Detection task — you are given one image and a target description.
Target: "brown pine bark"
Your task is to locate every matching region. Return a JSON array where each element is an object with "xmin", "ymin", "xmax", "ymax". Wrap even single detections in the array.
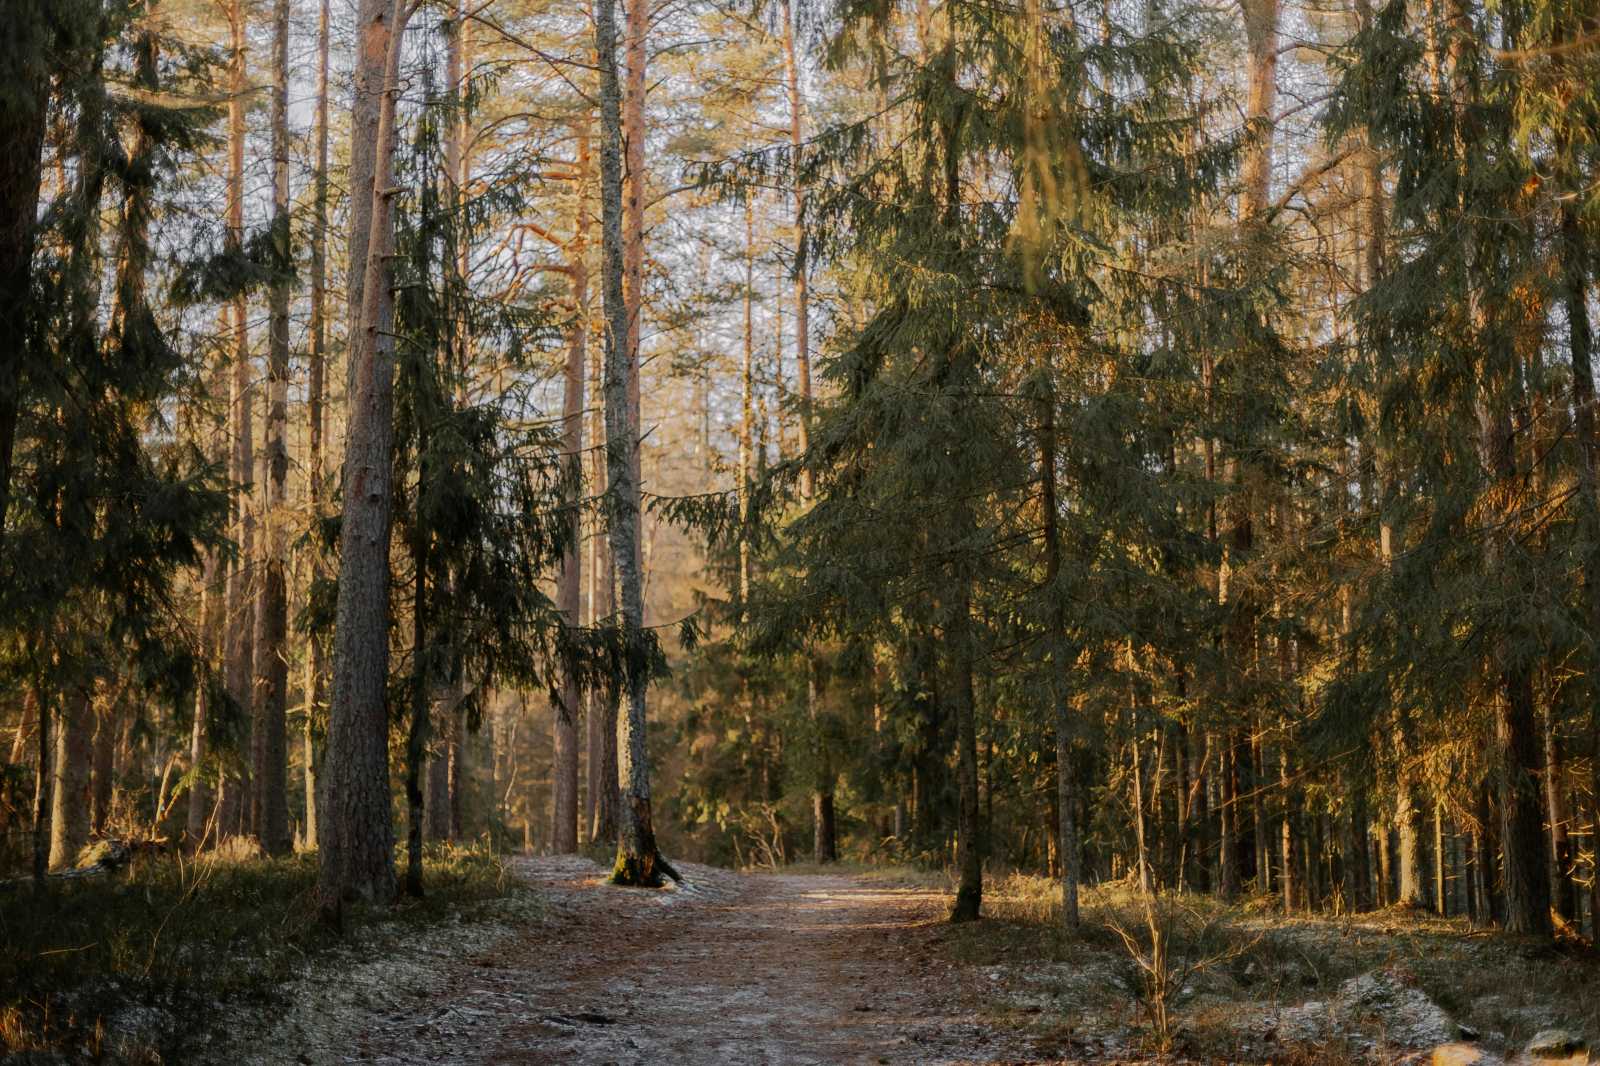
[
  {"xmin": 219, "ymin": 0, "xmax": 255, "ymax": 838},
  {"xmin": 949, "ymin": 580, "xmax": 982, "ymax": 922},
  {"xmin": 588, "ymin": 335, "xmax": 619, "ymax": 845},
  {"xmin": 32, "ymin": 683, "xmax": 50, "ymax": 885},
  {"xmin": 551, "ymin": 117, "xmax": 589, "ymax": 855},
  {"xmin": 49, "ymin": 689, "xmax": 92, "ymax": 869},
  {"xmin": 317, "ymin": 0, "xmax": 411, "ymax": 915},
  {"xmin": 780, "ymin": 0, "xmax": 835, "ymax": 866},
  {"xmin": 601, "ymin": 0, "xmax": 665, "ymax": 886},
  {"xmin": 251, "ymin": 0, "xmax": 292, "ymax": 857},
  {"xmin": 302, "ymin": 0, "xmax": 333, "ymax": 851}
]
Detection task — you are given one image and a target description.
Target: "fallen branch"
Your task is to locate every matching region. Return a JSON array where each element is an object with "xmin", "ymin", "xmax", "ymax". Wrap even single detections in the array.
[{"xmin": 0, "ymin": 837, "xmax": 167, "ymax": 891}]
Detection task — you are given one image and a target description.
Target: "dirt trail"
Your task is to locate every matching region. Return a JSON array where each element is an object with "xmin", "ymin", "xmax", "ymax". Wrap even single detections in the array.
[{"xmin": 231, "ymin": 857, "xmax": 1038, "ymax": 1066}]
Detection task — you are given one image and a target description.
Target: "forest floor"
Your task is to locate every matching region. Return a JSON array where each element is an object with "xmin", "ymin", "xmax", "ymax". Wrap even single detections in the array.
[
  {"xmin": 64, "ymin": 855, "xmax": 1600, "ymax": 1065},
  {"xmin": 202, "ymin": 855, "xmax": 1041, "ymax": 1065}
]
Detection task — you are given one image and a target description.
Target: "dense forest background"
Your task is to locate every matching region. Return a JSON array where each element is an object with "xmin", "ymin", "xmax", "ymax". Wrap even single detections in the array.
[{"xmin": 3, "ymin": 0, "xmax": 1600, "ymax": 946}]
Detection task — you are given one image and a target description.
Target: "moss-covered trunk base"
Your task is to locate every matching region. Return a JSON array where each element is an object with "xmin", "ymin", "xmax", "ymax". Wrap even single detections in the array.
[{"xmin": 610, "ymin": 849, "xmax": 665, "ymax": 888}]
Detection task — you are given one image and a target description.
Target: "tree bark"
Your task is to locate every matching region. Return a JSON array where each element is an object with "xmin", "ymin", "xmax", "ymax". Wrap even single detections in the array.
[
  {"xmin": 780, "ymin": 0, "xmax": 834, "ymax": 866},
  {"xmin": 302, "ymin": 0, "xmax": 333, "ymax": 852},
  {"xmin": 251, "ymin": 0, "xmax": 292, "ymax": 857},
  {"xmin": 588, "ymin": 297, "xmax": 619, "ymax": 845},
  {"xmin": 91, "ymin": 694, "xmax": 117, "ymax": 835},
  {"xmin": 32, "ymin": 683, "xmax": 50, "ymax": 885},
  {"xmin": 317, "ymin": 0, "xmax": 410, "ymax": 915},
  {"xmin": 405, "ymin": 512, "xmax": 429, "ymax": 897},
  {"xmin": 552, "ymin": 117, "xmax": 588, "ymax": 854},
  {"xmin": 600, "ymin": 0, "xmax": 664, "ymax": 886},
  {"xmin": 49, "ymin": 689, "xmax": 92, "ymax": 870},
  {"xmin": 220, "ymin": 0, "xmax": 255, "ymax": 839},
  {"xmin": 949, "ymin": 581, "xmax": 982, "ymax": 922}
]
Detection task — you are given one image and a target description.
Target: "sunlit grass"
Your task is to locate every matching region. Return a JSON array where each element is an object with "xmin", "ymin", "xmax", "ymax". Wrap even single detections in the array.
[{"xmin": 0, "ymin": 840, "xmax": 513, "ymax": 1056}]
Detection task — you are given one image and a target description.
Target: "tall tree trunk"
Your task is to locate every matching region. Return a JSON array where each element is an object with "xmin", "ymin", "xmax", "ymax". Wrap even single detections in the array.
[
  {"xmin": 189, "ymin": 544, "xmax": 222, "ymax": 844},
  {"xmin": 49, "ymin": 689, "xmax": 92, "ymax": 869},
  {"xmin": 91, "ymin": 692, "xmax": 117, "ymax": 835},
  {"xmin": 1555, "ymin": 133, "xmax": 1600, "ymax": 933},
  {"xmin": 1040, "ymin": 379, "xmax": 1079, "ymax": 927},
  {"xmin": 588, "ymin": 291, "xmax": 619, "ymax": 845},
  {"xmin": 252, "ymin": 0, "xmax": 292, "ymax": 857},
  {"xmin": 302, "ymin": 0, "xmax": 333, "ymax": 851},
  {"xmin": 32, "ymin": 683, "xmax": 50, "ymax": 885},
  {"xmin": 552, "ymin": 118, "xmax": 588, "ymax": 854},
  {"xmin": 405, "ymin": 512, "xmax": 429, "ymax": 897},
  {"xmin": 949, "ymin": 579, "xmax": 982, "ymax": 922},
  {"xmin": 317, "ymin": 0, "xmax": 410, "ymax": 916},
  {"xmin": 780, "ymin": 0, "xmax": 834, "ymax": 866},
  {"xmin": 220, "ymin": 0, "xmax": 255, "ymax": 839},
  {"xmin": 622, "ymin": 0, "xmax": 646, "ymax": 576},
  {"xmin": 1219, "ymin": 734, "xmax": 1238, "ymax": 898},
  {"xmin": 600, "ymin": 0, "xmax": 665, "ymax": 886},
  {"xmin": 1394, "ymin": 767, "xmax": 1424, "ymax": 906}
]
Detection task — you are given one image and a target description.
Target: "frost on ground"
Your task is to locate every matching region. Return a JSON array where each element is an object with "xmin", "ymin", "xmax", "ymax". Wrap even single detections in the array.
[
  {"xmin": 196, "ymin": 857, "xmax": 1039, "ymax": 1066},
  {"xmin": 172, "ymin": 864, "xmax": 1598, "ymax": 1066}
]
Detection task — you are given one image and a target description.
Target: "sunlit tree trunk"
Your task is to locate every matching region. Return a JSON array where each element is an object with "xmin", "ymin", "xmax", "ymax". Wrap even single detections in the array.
[
  {"xmin": 587, "ymin": 282, "xmax": 619, "ymax": 845},
  {"xmin": 552, "ymin": 117, "xmax": 589, "ymax": 854},
  {"xmin": 301, "ymin": 0, "xmax": 333, "ymax": 851},
  {"xmin": 49, "ymin": 689, "xmax": 92, "ymax": 869},
  {"xmin": 601, "ymin": 0, "xmax": 664, "ymax": 885},
  {"xmin": 219, "ymin": 0, "xmax": 255, "ymax": 838},
  {"xmin": 317, "ymin": 0, "xmax": 410, "ymax": 915}
]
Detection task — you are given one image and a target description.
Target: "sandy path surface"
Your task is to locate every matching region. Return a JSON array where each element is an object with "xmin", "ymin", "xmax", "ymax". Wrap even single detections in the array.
[{"xmin": 236, "ymin": 856, "xmax": 1038, "ymax": 1066}]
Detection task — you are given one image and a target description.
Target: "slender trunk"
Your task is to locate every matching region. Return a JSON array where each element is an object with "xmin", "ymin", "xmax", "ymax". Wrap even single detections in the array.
[
  {"xmin": 302, "ymin": 0, "xmax": 333, "ymax": 851},
  {"xmin": 405, "ymin": 517, "xmax": 429, "ymax": 897},
  {"xmin": 552, "ymin": 121, "xmax": 588, "ymax": 854},
  {"xmin": 1433, "ymin": 799, "xmax": 1447, "ymax": 915},
  {"xmin": 1219, "ymin": 734, "xmax": 1238, "ymax": 898},
  {"xmin": 49, "ymin": 689, "xmax": 92, "ymax": 869},
  {"xmin": 91, "ymin": 694, "xmax": 117, "ymax": 834},
  {"xmin": 1395, "ymin": 769, "xmax": 1423, "ymax": 905},
  {"xmin": 781, "ymin": 0, "xmax": 833, "ymax": 865},
  {"xmin": 317, "ymin": 0, "xmax": 410, "ymax": 915},
  {"xmin": 622, "ymin": 0, "xmax": 646, "ymax": 579},
  {"xmin": 949, "ymin": 580, "xmax": 982, "ymax": 922},
  {"xmin": 250, "ymin": 0, "xmax": 292, "ymax": 856},
  {"xmin": 220, "ymin": 0, "xmax": 256, "ymax": 839},
  {"xmin": 188, "ymin": 546, "xmax": 222, "ymax": 843},
  {"xmin": 32, "ymin": 684, "xmax": 49, "ymax": 885},
  {"xmin": 588, "ymin": 290, "xmax": 619, "ymax": 845},
  {"xmin": 600, "ymin": 0, "xmax": 663, "ymax": 885}
]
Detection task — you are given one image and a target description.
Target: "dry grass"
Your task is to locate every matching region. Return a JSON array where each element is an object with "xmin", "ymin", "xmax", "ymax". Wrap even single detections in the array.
[
  {"xmin": 924, "ymin": 872, "xmax": 1600, "ymax": 1063},
  {"xmin": 0, "ymin": 841, "xmax": 515, "ymax": 1058}
]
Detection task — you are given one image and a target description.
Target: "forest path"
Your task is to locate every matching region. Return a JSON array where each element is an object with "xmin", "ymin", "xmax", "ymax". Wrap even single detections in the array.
[{"xmin": 268, "ymin": 855, "xmax": 1041, "ymax": 1066}]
